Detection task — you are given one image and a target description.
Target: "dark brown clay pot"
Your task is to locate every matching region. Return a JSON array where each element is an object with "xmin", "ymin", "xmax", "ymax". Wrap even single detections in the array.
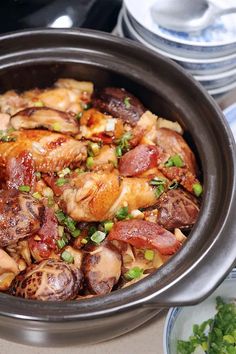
[{"xmin": 0, "ymin": 29, "xmax": 235, "ymax": 347}]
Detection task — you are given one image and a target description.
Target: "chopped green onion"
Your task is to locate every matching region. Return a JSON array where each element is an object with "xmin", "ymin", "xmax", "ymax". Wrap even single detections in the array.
[
  {"xmin": 88, "ymin": 226, "xmax": 97, "ymax": 237},
  {"xmin": 34, "ymin": 100, "xmax": 44, "ymax": 107},
  {"xmin": 57, "ymin": 167, "xmax": 71, "ymax": 178},
  {"xmin": 124, "ymin": 97, "xmax": 131, "ymax": 109},
  {"xmin": 34, "ymin": 171, "xmax": 41, "ymax": 180},
  {"xmin": 32, "ymin": 192, "xmax": 42, "ymax": 199},
  {"xmin": 144, "ymin": 250, "xmax": 155, "ymax": 261},
  {"xmin": 56, "ymin": 177, "xmax": 69, "ymax": 186},
  {"xmin": 193, "ymin": 183, "xmax": 203, "ymax": 197},
  {"xmin": 57, "ymin": 238, "xmax": 66, "ymax": 249},
  {"xmin": 76, "ymin": 111, "xmax": 83, "ymax": 120},
  {"xmin": 75, "ymin": 168, "xmax": 85, "ymax": 175},
  {"xmin": 88, "ymin": 142, "xmax": 100, "ymax": 157},
  {"xmin": 115, "ymin": 145, "xmax": 123, "ymax": 157},
  {"xmin": 168, "ymin": 180, "xmax": 179, "ymax": 190},
  {"xmin": 52, "ymin": 122, "xmax": 61, "ymax": 132},
  {"xmin": 154, "ymin": 184, "xmax": 165, "ymax": 198},
  {"xmin": 86, "ymin": 156, "xmax": 94, "ymax": 169},
  {"xmin": 64, "ymin": 216, "xmax": 76, "ymax": 232},
  {"xmin": 18, "ymin": 185, "xmax": 30, "ymax": 192},
  {"xmin": 149, "ymin": 177, "xmax": 166, "ymax": 186},
  {"xmin": 104, "ymin": 221, "xmax": 114, "ymax": 233},
  {"xmin": 7, "ymin": 127, "xmax": 16, "ymax": 134},
  {"xmin": 81, "ymin": 238, "xmax": 88, "ymax": 244},
  {"xmin": 124, "ymin": 267, "xmax": 143, "ymax": 280},
  {"xmin": 90, "ymin": 231, "xmax": 106, "ymax": 245},
  {"xmin": 61, "ymin": 250, "xmax": 74, "ymax": 263},
  {"xmin": 43, "ymin": 187, "xmax": 54, "ymax": 198},
  {"xmin": 71, "ymin": 229, "xmax": 81, "ymax": 238},
  {"xmin": 165, "ymin": 154, "xmax": 184, "ymax": 168},
  {"xmin": 55, "ymin": 210, "xmax": 66, "ymax": 223},
  {"xmin": 0, "ymin": 135, "xmax": 16, "ymax": 142},
  {"xmin": 115, "ymin": 131, "xmax": 132, "ymax": 157},
  {"xmin": 116, "ymin": 206, "xmax": 129, "ymax": 220},
  {"xmin": 82, "ymin": 102, "xmax": 92, "ymax": 110}
]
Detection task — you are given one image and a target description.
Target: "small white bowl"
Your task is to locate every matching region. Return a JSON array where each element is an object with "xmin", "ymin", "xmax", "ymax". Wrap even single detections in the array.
[{"xmin": 163, "ymin": 268, "xmax": 236, "ymax": 354}]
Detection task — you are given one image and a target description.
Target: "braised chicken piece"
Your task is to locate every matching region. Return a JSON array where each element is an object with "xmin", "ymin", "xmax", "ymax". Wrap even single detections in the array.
[
  {"xmin": 0, "ymin": 130, "xmax": 87, "ymax": 173},
  {"xmin": 0, "ymin": 79, "xmax": 203, "ymax": 299},
  {"xmin": 10, "ymin": 259, "xmax": 83, "ymax": 301},
  {"xmin": 60, "ymin": 172, "xmax": 157, "ymax": 221},
  {"xmin": 11, "ymin": 107, "xmax": 80, "ymax": 135},
  {"xmin": 0, "ymin": 189, "xmax": 44, "ymax": 247}
]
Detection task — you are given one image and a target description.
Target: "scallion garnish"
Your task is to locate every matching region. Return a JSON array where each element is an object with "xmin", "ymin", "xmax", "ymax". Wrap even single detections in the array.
[
  {"xmin": 64, "ymin": 216, "xmax": 76, "ymax": 232},
  {"xmin": 81, "ymin": 102, "xmax": 92, "ymax": 110},
  {"xmin": 34, "ymin": 171, "xmax": 41, "ymax": 180},
  {"xmin": 56, "ymin": 177, "xmax": 69, "ymax": 186},
  {"xmin": 115, "ymin": 131, "xmax": 132, "ymax": 157},
  {"xmin": 57, "ymin": 167, "xmax": 71, "ymax": 178},
  {"xmin": 154, "ymin": 184, "xmax": 165, "ymax": 198},
  {"xmin": 86, "ymin": 156, "xmax": 94, "ymax": 169},
  {"xmin": 144, "ymin": 250, "xmax": 154, "ymax": 261},
  {"xmin": 32, "ymin": 192, "xmax": 42, "ymax": 199},
  {"xmin": 88, "ymin": 226, "xmax": 97, "ymax": 237},
  {"xmin": 124, "ymin": 96, "xmax": 131, "ymax": 109},
  {"xmin": 55, "ymin": 210, "xmax": 66, "ymax": 223},
  {"xmin": 87, "ymin": 142, "xmax": 100, "ymax": 157},
  {"xmin": 104, "ymin": 221, "xmax": 114, "ymax": 233},
  {"xmin": 149, "ymin": 177, "xmax": 167, "ymax": 186},
  {"xmin": 76, "ymin": 111, "xmax": 83, "ymax": 120},
  {"xmin": 0, "ymin": 135, "xmax": 16, "ymax": 142},
  {"xmin": 165, "ymin": 154, "xmax": 184, "ymax": 168},
  {"xmin": 193, "ymin": 183, "xmax": 203, "ymax": 197},
  {"xmin": 71, "ymin": 229, "xmax": 81, "ymax": 238},
  {"xmin": 90, "ymin": 231, "xmax": 106, "ymax": 245},
  {"xmin": 75, "ymin": 168, "xmax": 85, "ymax": 175},
  {"xmin": 18, "ymin": 185, "xmax": 30, "ymax": 192},
  {"xmin": 124, "ymin": 267, "xmax": 143, "ymax": 280},
  {"xmin": 61, "ymin": 250, "xmax": 74, "ymax": 263},
  {"xmin": 56, "ymin": 238, "xmax": 66, "ymax": 249},
  {"xmin": 115, "ymin": 206, "xmax": 129, "ymax": 220},
  {"xmin": 81, "ymin": 238, "xmax": 88, "ymax": 244}
]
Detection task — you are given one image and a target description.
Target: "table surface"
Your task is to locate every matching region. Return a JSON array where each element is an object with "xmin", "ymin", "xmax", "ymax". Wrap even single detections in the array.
[{"xmin": 0, "ymin": 312, "xmax": 167, "ymax": 354}]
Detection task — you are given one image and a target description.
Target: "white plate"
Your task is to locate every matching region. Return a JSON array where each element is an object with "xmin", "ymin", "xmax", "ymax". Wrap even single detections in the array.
[
  {"xmin": 124, "ymin": 0, "xmax": 236, "ymax": 58},
  {"xmin": 121, "ymin": 8, "xmax": 236, "ymax": 75},
  {"xmin": 163, "ymin": 268, "xmax": 236, "ymax": 354}
]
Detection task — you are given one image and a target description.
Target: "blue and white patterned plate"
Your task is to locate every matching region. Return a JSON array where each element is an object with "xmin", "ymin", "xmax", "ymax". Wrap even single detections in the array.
[
  {"xmin": 124, "ymin": 0, "xmax": 236, "ymax": 59},
  {"xmin": 163, "ymin": 268, "xmax": 236, "ymax": 354}
]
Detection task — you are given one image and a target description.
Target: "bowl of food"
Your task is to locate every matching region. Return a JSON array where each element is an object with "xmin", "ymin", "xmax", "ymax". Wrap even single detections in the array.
[
  {"xmin": 164, "ymin": 268, "xmax": 236, "ymax": 354},
  {"xmin": 0, "ymin": 28, "xmax": 235, "ymax": 347}
]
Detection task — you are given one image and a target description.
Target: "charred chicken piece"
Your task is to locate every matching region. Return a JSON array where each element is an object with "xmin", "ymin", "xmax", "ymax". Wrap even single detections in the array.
[
  {"xmin": 93, "ymin": 87, "xmax": 145, "ymax": 126},
  {"xmin": 10, "ymin": 259, "xmax": 83, "ymax": 301},
  {"xmin": 10, "ymin": 107, "xmax": 80, "ymax": 135},
  {"xmin": 0, "ymin": 130, "xmax": 87, "ymax": 173},
  {"xmin": 83, "ymin": 243, "xmax": 121, "ymax": 295},
  {"xmin": 155, "ymin": 189, "xmax": 200, "ymax": 230},
  {"xmin": 0, "ymin": 189, "xmax": 44, "ymax": 248}
]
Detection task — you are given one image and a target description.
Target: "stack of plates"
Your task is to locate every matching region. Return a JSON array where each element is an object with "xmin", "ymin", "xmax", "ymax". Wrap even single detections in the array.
[{"xmin": 115, "ymin": 0, "xmax": 236, "ymax": 96}]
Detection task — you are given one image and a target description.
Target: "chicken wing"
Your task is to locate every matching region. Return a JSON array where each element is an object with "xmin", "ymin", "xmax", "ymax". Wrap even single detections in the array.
[{"xmin": 0, "ymin": 130, "xmax": 87, "ymax": 173}]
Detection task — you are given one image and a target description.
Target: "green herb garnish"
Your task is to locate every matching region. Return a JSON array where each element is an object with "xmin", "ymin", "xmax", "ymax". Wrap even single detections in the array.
[
  {"xmin": 165, "ymin": 154, "xmax": 184, "ymax": 168},
  {"xmin": 52, "ymin": 122, "xmax": 61, "ymax": 132},
  {"xmin": 56, "ymin": 238, "xmax": 66, "ymax": 249},
  {"xmin": 168, "ymin": 180, "xmax": 179, "ymax": 190},
  {"xmin": 56, "ymin": 177, "xmax": 69, "ymax": 186},
  {"xmin": 18, "ymin": 185, "xmax": 30, "ymax": 192},
  {"xmin": 81, "ymin": 102, "xmax": 92, "ymax": 110},
  {"xmin": 57, "ymin": 167, "xmax": 71, "ymax": 178},
  {"xmin": 115, "ymin": 131, "xmax": 132, "ymax": 157},
  {"xmin": 34, "ymin": 171, "xmax": 41, "ymax": 180},
  {"xmin": 177, "ymin": 297, "xmax": 236, "ymax": 354},
  {"xmin": 61, "ymin": 250, "xmax": 74, "ymax": 263},
  {"xmin": 71, "ymin": 229, "xmax": 81, "ymax": 238},
  {"xmin": 55, "ymin": 210, "xmax": 66, "ymax": 223},
  {"xmin": 86, "ymin": 156, "xmax": 94, "ymax": 169},
  {"xmin": 76, "ymin": 111, "xmax": 83, "ymax": 120},
  {"xmin": 116, "ymin": 206, "xmax": 129, "ymax": 220},
  {"xmin": 90, "ymin": 231, "xmax": 106, "ymax": 245},
  {"xmin": 125, "ymin": 267, "xmax": 143, "ymax": 280},
  {"xmin": 193, "ymin": 183, "xmax": 203, "ymax": 197},
  {"xmin": 32, "ymin": 192, "xmax": 42, "ymax": 199},
  {"xmin": 124, "ymin": 96, "xmax": 131, "ymax": 109},
  {"xmin": 144, "ymin": 250, "xmax": 155, "ymax": 261},
  {"xmin": 103, "ymin": 220, "xmax": 114, "ymax": 233},
  {"xmin": 34, "ymin": 100, "xmax": 44, "ymax": 107}
]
